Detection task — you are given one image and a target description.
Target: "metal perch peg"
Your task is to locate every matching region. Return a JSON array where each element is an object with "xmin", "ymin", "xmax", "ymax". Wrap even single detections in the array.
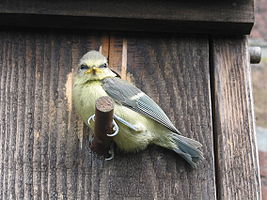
[
  {"xmin": 249, "ymin": 46, "xmax": 261, "ymax": 64},
  {"xmin": 89, "ymin": 96, "xmax": 117, "ymax": 159}
]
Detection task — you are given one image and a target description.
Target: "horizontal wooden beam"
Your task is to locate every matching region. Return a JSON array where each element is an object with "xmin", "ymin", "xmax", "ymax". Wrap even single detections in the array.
[{"xmin": 0, "ymin": 0, "xmax": 254, "ymax": 34}]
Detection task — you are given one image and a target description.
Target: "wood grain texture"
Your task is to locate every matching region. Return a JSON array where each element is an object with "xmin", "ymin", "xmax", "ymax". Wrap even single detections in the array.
[
  {"xmin": 0, "ymin": 30, "xmax": 108, "ymax": 200},
  {"xmin": 211, "ymin": 37, "xmax": 261, "ymax": 199},
  {"xmin": 0, "ymin": 0, "xmax": 254, "ymax": 34},
  {"xmin": 108, "ymin": 34, "xmax": 216, "ymax": 199},
  {"xmin": 0, "ymin": 30, "xmax": 216, "ymax": 199}
]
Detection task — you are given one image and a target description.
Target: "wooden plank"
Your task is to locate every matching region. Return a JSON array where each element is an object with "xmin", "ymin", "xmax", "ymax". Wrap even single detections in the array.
[
  {"xmin": 0, "ymin": 0, "xmax": 254, "ymax": 35},
  {"xmin": 211, "ymin": 37, "xmax": 261, "ymax": 199},
  {"xmin": 108, "ymin": 34, "xmax": 216, "ymax": 199},
  {"xmin": 0, "ymin": 30, "xmax": 108, "ymax": 200},
  {"xmin": 0, "ymin": 30, "xmax": 216, "ymax": 199}
]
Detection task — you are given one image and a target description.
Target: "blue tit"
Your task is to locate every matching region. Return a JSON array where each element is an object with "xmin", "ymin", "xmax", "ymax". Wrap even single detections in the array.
[{"xmin": 72, "ymin": 50, "xmax": 204, "ymax": 168}]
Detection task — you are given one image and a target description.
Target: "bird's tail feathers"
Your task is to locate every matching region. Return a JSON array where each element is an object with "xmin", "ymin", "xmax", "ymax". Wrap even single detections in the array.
[{"xmin": 171, "ymin": 133, "xmax": 204, "ymax": 168}]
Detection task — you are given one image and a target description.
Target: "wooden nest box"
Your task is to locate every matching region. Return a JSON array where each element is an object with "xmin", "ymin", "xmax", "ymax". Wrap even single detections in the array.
[{"xmin": 0, "ymin": 0, "xmax": 261, "ymax": 199}]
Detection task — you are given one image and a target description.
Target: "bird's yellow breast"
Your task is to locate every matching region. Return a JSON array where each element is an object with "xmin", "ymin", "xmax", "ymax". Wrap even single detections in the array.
[
  {"xmin": 72, "ymin": 81, "xmax": 108, "ymax": 123},
  {"xmin": 72, "ymin": 80, "xmax": 166, "ymax": 152}
]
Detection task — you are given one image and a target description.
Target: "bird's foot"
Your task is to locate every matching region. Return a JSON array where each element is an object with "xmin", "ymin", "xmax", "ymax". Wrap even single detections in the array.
[
  {"xmin": 133, "ymin": 123, "xmax": 146, "ymax": 132},
  {"xmin": 105, "ymin": 143, "xmax": 115, "ymax": 161},
  {"xmin": 87, "ymin": 114, "xmax": 95, "ymax": 125},
  {"xmin": 107, "ymin": 120, "xmax": 119, "ymax": 137},
  {"xmin": 113, "ymin": 114, "xmax": 144, "ymax": 132},
  {"xmin": 87, "ymin": 114, "xmax": 119, "ymax": 137}
]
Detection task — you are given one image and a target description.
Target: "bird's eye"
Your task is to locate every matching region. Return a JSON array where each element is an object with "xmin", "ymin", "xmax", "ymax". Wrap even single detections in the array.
[
  {"xmin": 80, "ymin": 64, "xmax": 89, "ymax": 70},
  {"xmin": 99, "ymin": 63, "xmax": 107, "ymax": 68}
]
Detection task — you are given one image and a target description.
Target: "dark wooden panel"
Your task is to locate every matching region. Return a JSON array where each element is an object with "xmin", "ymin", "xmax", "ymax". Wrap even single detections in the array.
[
  {"xmin": 108, "ymin": 34, "xmax": 216, "ymax": 199},
  {"xmin": 0, "ymin": 0, "xmax": 254, "ymax": 34},
  {"xmin": 211, "ymin": 37, "xmax": 261, "ymax": 199},
  {"xmin": 0, "ymin": 30, "xmax": 216, "ymax": 199},
  {"xmin": 0, "ymin": 30, "xmax": 108, "ymax": 200}
]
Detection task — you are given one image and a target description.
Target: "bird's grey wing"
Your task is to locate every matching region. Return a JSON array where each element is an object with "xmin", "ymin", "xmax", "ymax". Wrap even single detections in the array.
[{"xmin": 102, "ymin": 77, "xmax": 179, "ymax": 133}]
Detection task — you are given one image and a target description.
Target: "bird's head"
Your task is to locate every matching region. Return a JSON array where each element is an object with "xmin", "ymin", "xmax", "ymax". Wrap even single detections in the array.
[{"xmin": 76, "ymin": 50, "xmax": 117, "ymax": 81}]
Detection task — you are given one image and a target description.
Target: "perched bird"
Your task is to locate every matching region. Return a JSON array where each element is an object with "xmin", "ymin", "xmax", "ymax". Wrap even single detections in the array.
[{"xmin": 72, "ymin": 50, "xmax": 204, "ymax": 168}]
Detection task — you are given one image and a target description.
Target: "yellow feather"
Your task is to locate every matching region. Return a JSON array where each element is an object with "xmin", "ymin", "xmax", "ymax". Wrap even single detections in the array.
[
  {"xmin": 72, "ymin": 51, "xmax": 203, "ymax": 168},
  {"xmin": 72, "ymin": 77, "xmax": 172, "ymax": 152}
]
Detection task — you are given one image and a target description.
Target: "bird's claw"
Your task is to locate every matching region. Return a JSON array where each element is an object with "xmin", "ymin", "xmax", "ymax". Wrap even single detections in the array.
[
  {"xmin": 88, "ymin": 114, "xmax": 119, "ymax": 137},
  {"xmin": 87, "ymin": 114, "xmax": 95, "ymax": 125},
  {"xmin": 107, "ymin": 120, "xmax": 119, "ymax": 137},
  {"xmin": 113, "ymin": 114, "xmax": 140, "ymax": 132},
  {"xmin": 105, "ymin": 143, "xmax": 114, "ymax": 161}
]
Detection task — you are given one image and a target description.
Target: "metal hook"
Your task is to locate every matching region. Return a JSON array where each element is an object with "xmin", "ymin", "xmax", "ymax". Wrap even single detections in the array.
[
  {"xmin": 88, "ymin": 114, "xmax": 95, "ymax": 125},
  {"xmin": 105, "ymin": 143, "xmax": 114, "ymax": 161},
  {"xmin": 88, "ymin": 114, "xmax": 119, "ymax": 137},
  {"xmin": 107, "ymin": 120, "xmax": 119, "ymax": 137}
]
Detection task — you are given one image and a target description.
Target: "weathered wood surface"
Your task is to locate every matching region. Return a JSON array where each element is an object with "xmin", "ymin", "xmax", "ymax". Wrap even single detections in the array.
[
  {"xmin": 211, "ymin": 37, "xmax": 261, "ymax": 199},
  {"xmin": 108, "ymin": 34, "xmax": 216, "ymax": 200},
  {"xmin": 0, "ymin": 30, "xmax": 108, "ymax": 200},
  {"xmin": 0, "ymin": 0, "xmax": 254, "ymax": 34},
  {"xmin": 0, "ymin": 30, "xmax": 217, "ymax": 200}
]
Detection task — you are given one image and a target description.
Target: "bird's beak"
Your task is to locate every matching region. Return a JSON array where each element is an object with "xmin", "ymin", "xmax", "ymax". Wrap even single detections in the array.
[{"xmin": 85, "ymin": 67, "xmax": 103, "ymax": 75}]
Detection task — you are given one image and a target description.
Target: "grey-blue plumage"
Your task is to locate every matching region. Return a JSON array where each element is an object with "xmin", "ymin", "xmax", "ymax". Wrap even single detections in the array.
[
  {"xmin": 102, "ymin": 77, "xmax": 179, "ymax": 133},
  {"xmin": 102, "ymin": 77, "xmax": 204, "ymax": 168},
  {"xmin": 73, "ymin": 50, "xmax": 203, "ymax": 168}
]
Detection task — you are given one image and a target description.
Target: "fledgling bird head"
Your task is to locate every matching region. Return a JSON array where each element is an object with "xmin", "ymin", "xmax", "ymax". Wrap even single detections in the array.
[{"xmin": 75, "ymin": 50, "xmax": 117, "ymax": 81}]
